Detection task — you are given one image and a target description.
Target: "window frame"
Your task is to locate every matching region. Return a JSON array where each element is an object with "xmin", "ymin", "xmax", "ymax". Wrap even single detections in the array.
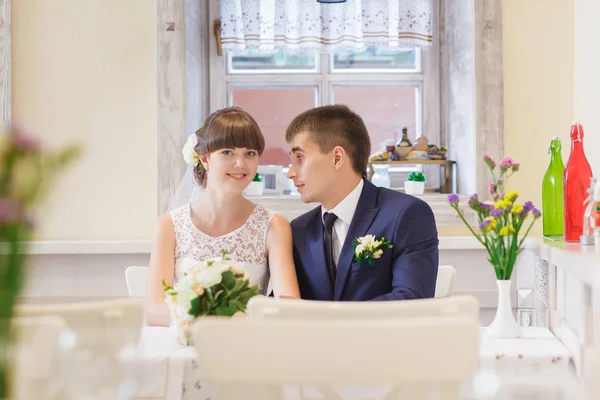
[{"xmin": 207, "ymin": 0, "xmax": 441, "ymax": 184}]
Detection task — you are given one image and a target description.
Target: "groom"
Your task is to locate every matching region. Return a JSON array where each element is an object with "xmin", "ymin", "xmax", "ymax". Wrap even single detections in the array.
[{"xmin": 286, "ymin": 105, "xmax": 439, "ymax": 301}]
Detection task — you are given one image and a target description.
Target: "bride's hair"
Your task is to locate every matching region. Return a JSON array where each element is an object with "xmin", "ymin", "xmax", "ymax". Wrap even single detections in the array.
[{"xmin": 194, "ymin": 107, "xmax": 265, "ymax": 187}]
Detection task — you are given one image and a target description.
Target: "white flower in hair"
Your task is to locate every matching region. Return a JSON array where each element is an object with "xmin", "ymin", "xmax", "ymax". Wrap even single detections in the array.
[{"xmin": 182, "ymin": 134, "xmax": 200, "ymax": 167}]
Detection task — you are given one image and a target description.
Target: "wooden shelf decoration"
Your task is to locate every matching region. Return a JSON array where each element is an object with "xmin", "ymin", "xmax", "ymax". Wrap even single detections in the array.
[{"xmin": 367, "ymin": 159, "xmax": 457, "ymax": 194}]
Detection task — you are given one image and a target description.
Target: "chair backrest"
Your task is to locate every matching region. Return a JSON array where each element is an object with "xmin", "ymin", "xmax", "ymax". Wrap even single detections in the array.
[
  {"xmin": 247, "ymin": 294, "xmax": 479, "ymax": 321},
  {"xmin": 15, "ymin": 298, "xmax": 145, "ymax": 400},
  {"xmin": 125, "ymin": 266, "xmax": 148, "ymax": 297},
  {"xmin": 435, "ymin": 264, "xmax": 456, "ymax": 298},
  {"xmin": 193, "ymin": 315, "xmax": 479, "ymax": 399},
  {"xmin": 12, "ymin": 316, "xmax": 66, "ymax": 400}
]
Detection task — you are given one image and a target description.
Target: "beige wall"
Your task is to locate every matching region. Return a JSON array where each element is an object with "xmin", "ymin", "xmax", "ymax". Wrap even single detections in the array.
[
  {"xmin": 574, "ymin": 0, "xmax": 600, "ymax": 178},
  {"xmin": 11, "ymin": 0, "xmax": 157, "ymax": 240},
  {"xmin": 503, "ymin": 0, "xmax": 575, "ymax": 234}
]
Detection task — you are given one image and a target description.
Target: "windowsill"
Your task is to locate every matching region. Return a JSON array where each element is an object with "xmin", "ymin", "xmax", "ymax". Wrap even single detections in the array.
[{"xmin": 250, "ymin": 192, "xmax": 475, "ymax": 227}]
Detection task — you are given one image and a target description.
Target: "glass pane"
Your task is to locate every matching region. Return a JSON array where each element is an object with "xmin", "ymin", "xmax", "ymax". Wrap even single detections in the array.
[
  {"xmin": 231, "ymin": 86, "xmax": 317, "ymax": 166},
  {"xmin": 332, "ymin": 85, "xmax": 418, "ymax": 153},
  {"xmin": 333, "ymin": 47, "xmax": 417, "ymax": 71},
  {"xmin": 229, "ymin": 49, "xmax": 317, "ymax": 72}
]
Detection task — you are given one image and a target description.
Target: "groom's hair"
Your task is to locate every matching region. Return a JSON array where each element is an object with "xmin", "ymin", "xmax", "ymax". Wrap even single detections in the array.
[{"xmin": 285, "ymin": 105, "xmax": 371, "ymax": 175}]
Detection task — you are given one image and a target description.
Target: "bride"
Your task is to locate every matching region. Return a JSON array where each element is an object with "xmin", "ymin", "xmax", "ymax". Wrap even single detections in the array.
[{"xmin": 146, "ymin": 107, "xmax": 300, "ymax": 326}]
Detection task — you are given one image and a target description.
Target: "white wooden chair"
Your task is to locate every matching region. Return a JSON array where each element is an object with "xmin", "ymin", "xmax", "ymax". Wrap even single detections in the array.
[
  {"xmin": 11, "ymin": 316, "xmax": 66, "ymax": 400},
  {"xmin": 125, "ymin": 266, "xmax": 148, "ymax": 297},
  {"xmin": 436, "ymin": 264, "xmax": 456, "ymax": 298},
  {"xmin": 247, "ymin": 294, "xmax": 479, "ymax": 321},
  {"xmin": 15, "ymin": 298, "xmax": 145, "ymax": 400},
  {"xmin": 192, "ymin": 315, "xmax": 480, "ymax": 400}
]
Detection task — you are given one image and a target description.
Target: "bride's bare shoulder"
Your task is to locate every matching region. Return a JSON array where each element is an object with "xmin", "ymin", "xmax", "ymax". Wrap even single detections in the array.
[{"xmin": 153, "ymin": 212, "xmax": 175, "ymax": 238}]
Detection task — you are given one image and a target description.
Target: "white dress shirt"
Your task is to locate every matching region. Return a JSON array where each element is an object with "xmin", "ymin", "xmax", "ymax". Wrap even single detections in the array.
[{"xmin": 321, "ymin": 179, "xmax": 364, "ymax": 267}]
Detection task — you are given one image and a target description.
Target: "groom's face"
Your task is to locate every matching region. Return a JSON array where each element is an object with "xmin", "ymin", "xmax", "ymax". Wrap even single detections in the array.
[{"xmin": 287, "ymin": 131, "xmax": 335, "ymax": 204}]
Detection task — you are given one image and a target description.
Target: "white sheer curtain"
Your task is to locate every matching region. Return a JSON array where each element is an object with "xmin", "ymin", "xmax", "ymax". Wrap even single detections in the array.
[{"xmin": 220, "ymin": 0, "xmax": 433, "ymax": 53}]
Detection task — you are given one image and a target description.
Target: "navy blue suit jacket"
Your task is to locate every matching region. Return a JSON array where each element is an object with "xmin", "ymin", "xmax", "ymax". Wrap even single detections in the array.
[{"xmin": 291, "ymin": 178, "xmax": 439, "ymax": 301}]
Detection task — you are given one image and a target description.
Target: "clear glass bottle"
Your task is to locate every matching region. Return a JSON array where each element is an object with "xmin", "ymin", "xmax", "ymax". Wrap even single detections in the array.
[{"xmin": 581, "ymin": 177, "xmax": 598, "ymax": 244}]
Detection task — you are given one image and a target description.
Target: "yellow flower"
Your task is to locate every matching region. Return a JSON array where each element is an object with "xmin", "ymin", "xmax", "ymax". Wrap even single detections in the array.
[
  {"xmin": 505, "ymin": 191, "xmax": 519, "ymax": 202},
  {"xmin": 499, "ymin": 226, "xmax": 516, "ymax": 236},
  {"xmin": 481, "ymin": 217, "xmax": 497, "ymax": 232},
  {"xmin": 511, "ymin": 204, "xmax": 523, "ymax": 214},
  {"xmin": 495, "ymin": 200, "xmax": 511, "ymax": 210}
]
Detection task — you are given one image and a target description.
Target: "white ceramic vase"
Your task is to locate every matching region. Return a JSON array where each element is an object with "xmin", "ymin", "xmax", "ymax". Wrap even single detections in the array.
[
  {"xmin": 371, "ymin": 164, "xmax": 391, "ymax": 188},
  {"xmin": 487, "ymin": 279, "xmax": 523, "ymax": 338},
  {"xmin": 404, "ymin": 181, "xmax": 425, "ymax": 195}
]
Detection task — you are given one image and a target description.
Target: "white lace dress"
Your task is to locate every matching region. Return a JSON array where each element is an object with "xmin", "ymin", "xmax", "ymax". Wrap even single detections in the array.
[
  {"xmin": 169, "ymin": 202, "xmax": 274, "ymax": 296},
  {"xmin": 168, "ymin": 203, "xmax": 275, "ymax": 399}
]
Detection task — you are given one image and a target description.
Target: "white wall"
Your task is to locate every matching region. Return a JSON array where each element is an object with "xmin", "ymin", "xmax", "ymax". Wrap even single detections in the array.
[
  {"xmin": 11, "ymin": 0, "xmax": 157, "ymax": 241},
  {"xmin": 574, "ymin": 0, "xmax": 600, "ymax": 177}
]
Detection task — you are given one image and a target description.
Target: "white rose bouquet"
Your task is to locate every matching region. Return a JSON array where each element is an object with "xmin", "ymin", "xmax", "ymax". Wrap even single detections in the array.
[{"xmin": 162, "ymin": 251, "xmax": 261, "ymax": 345}]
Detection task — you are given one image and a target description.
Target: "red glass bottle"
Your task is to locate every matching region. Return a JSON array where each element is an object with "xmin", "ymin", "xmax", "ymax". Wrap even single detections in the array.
[{"xmin": 563, "ymin": 122, "xmax": 593, "ymax": 242}]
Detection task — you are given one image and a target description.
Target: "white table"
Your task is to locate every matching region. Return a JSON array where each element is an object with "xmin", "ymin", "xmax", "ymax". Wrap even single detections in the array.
[{"xmin": 133, "ymin": 326, "xmax": 574, "ymax": 400}]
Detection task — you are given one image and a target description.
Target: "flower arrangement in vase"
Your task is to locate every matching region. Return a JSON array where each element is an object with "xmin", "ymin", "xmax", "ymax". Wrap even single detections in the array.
[
  {"xmin": 447, "ymin": 154, "xmax": 541, "ymax": 338},
  {"xmin": 405, "ymin": 172, "xmax": 426, "ymax": 195}
]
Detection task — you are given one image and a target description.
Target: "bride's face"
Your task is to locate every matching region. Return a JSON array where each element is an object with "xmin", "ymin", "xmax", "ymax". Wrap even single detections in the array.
[{"xmin": 205, "ymin": 147, "xmax": 259, "ymax": 192}]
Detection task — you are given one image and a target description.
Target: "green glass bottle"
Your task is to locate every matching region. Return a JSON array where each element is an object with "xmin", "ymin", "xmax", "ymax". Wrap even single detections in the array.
[{"xmin": 542, "ymin": 137, "xmax": 565, "ymax": 237}]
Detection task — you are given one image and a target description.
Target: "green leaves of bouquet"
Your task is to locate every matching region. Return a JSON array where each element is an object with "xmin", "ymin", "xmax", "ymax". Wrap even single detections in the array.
[{"xmin": 163, "ymin": 251, "xmax": 261, "ymax": 318}]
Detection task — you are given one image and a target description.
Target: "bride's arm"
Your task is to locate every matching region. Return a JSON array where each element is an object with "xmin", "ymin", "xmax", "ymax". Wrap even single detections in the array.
[
  {"xmin": 146, "ymin": 213, "xmax": 177, "ymax": 326},
  {"xmin": 266, "ymin": 214, "xmax": 301, "ymax": 299}
]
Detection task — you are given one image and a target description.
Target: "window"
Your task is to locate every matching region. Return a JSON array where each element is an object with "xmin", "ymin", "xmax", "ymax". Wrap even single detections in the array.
[{"xmin": 208, "ymin": 1, "xmax": 441, "ymax": 190}]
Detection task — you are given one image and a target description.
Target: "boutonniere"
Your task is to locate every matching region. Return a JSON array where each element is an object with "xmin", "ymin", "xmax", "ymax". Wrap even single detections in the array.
[{"xmin": 352, "ymin": 234, "xmax": 393, "ymax": 265}]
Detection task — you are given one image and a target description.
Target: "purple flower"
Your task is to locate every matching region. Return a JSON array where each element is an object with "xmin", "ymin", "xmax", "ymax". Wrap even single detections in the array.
[
  {"xmin": 480, "ymin": 203, "xmax": 493, "ymax": 211},
  {"xmin": 532, "ymin": 208, "xmax": 541, "ymax": 218},
  {"xmin": 512, "ymin": 162, "xmax": 520, "ymax": 172},
  {"xmin": 482, "ymin": 154, "xmax": 496, "ymax": 169},
  {"xmin": 447, "ymin": 194, "xmax": 459, "ymax": 204},
  {"xmin": 468, "ymin": 193, "xmax": 479, "ymax": 207},
  {"xmin": 0, "ymin": 198, "xmax": 22, "ymax": 224},
  {"xmin": 488, "ymin": 182, "xmax": 496, "ymax": 194},
  {"xmin": 523, "ymin": 201, "xmax": 534, "ymax": 212},
  {"xmin": 490, "ymin": 209, "xmax": 504, "ymax": 217},
  {"xmin": 479, "ymin": 219, "xmax": 492, "ymax": 229},
  {"xmin": 10, "ymin": 124, "xmax": 41, "ymax": 152}
]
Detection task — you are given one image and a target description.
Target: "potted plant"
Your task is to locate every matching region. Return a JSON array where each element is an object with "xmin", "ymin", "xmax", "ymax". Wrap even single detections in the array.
[
  {"xmin": 244, "ymin": 173, "xmax": 264, "ymax": 196},
  {"xmin": 404, "ymin": 172, "xmax": 426, "ymax": 195}
]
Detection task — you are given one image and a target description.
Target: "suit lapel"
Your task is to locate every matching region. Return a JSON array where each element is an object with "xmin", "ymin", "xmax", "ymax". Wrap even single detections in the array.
[
  {"xmin": 334, "ymin": 179, "xmax": 379, "ymax": 300},
  {"xmin": 309, "ymin": 211, "xmax": 335, "ymax": 296}
]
